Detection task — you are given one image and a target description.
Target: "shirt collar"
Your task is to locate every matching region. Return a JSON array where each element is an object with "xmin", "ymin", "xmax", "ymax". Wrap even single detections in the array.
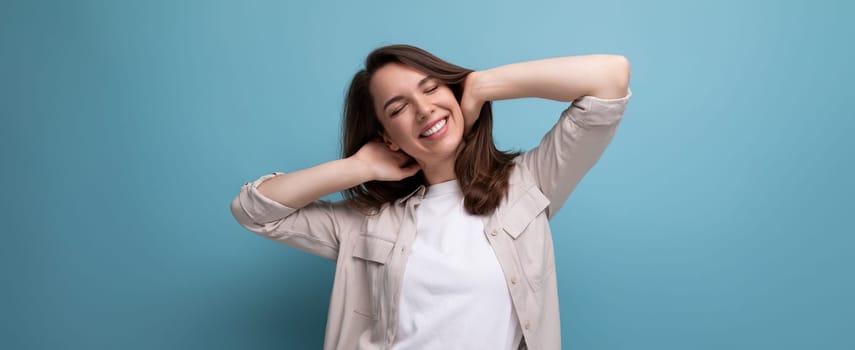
[{"xmin": 396, "ymin": 184, "xmax": 427, "ymax": 204}]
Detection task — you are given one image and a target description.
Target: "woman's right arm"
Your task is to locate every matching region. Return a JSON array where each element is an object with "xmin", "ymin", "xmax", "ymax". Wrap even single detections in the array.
[
  {"xmin": 256, "ymin": 141, "xmax": 421, "ymax": 208},
  {"xmin": 255, "ymin": 157, "xmax": 368, "ymax": 209},
  {"xmin": 229, "ymin": 141, "xmax": 420, "ymax": 260}
]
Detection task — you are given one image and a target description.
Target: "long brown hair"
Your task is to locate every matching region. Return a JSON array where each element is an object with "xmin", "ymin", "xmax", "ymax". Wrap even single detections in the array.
[{"xmin": 342, "ymin": 44, "xmax": 520, "ymax": 216}]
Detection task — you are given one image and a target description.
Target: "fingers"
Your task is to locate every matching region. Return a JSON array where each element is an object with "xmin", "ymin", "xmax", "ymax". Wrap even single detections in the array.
[
  {"xmin": 400, "ymin": 162, "xmax": 421, "ymax": 178},
  {"xmin": 391, "ymin": 151, "xmax": 419, "ymax": 178},
  {"xmin": 390, "ymin": 149, "xmax": 413, "ymax": 164}
]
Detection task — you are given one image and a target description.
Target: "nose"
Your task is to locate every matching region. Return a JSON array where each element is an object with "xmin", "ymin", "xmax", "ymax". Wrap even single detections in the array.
[{"xmin": 414, "ymin": 96, "xmax": 434, "ymax": 121}]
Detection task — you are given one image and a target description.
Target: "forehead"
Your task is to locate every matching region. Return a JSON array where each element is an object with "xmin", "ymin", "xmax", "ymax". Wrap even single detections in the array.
[{"xmin": 370, "ymin": 63, "xmax": 428, "ymax": 97}]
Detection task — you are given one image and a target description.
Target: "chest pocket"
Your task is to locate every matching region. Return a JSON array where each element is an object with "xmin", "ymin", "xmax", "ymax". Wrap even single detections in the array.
[
  {"xmin": 503, "ymin": 187, "xmax": 554, "ymax": 292},
  {"xmin": 352, "ymin": 235, "xmax": 395, "ymax": 264},
  {"xmin": 351, "ymin": 235, "xmax": 395, "ymax": 320}
]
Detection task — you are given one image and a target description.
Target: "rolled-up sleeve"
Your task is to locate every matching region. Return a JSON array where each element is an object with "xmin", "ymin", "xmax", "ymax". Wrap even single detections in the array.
[
  {"xmin": 518, "ymin": 87, "xmax": 632, "ymax": 219},
  {"xmin": 230, "ymin": 172, "xmax": 365, "ymax": 261}
]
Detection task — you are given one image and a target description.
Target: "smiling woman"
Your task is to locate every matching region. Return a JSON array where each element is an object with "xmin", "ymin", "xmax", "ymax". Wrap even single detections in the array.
[
  {"xmin": 344, "ymin": 46, "xmax": 522, "ymax": 216},
  {"xmin": 230, "ymin": 44, "xmax": 632, "ymax": 350}
]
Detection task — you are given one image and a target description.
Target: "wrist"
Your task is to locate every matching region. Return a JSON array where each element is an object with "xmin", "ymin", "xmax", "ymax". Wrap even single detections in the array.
[
  {"xmin": 466, "ymin": 70, "xmax": 488, "ymax": 103},
  {"xmin": 343, "ymin": 156, "xmax": 375, "ymax": 184}
]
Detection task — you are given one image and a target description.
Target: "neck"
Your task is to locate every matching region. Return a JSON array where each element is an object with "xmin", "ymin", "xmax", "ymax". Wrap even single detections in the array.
[{"xmin": 419, "ymin": 158, "xmax": 456, "ymax": 185}]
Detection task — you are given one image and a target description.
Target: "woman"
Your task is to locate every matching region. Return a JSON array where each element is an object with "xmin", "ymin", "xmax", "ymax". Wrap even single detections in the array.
[{"xmin": 230, "ymin": 44, "xmax": 632, "ymax": 350}]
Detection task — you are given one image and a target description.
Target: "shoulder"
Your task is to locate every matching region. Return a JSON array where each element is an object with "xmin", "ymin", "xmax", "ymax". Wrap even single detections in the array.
[{"xmin": 501, "ymin": 159, "xmax": 546, "ymax": 203}]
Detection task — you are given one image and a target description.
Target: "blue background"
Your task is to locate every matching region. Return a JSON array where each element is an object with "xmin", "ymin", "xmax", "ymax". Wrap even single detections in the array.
[{"xmin": 3, "ymin": 0, "xmax": 853, "ymax": 349}]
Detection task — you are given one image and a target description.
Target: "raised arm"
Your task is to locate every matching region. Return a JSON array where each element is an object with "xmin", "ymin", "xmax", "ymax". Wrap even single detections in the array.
[
  {"xmin": 462, "ymin": 54, "xmax": 630, "ymax": 125},
  {"xmin": 252, "ymin": 140, "xmax": 420, "ymax": 208},
  {"xmin": 229, "ymin": 141, "xmax": 421, "ymax": 259},
  {"xmin": 462, "ymin": 54, "xmax": 632, "ymax": 219}
]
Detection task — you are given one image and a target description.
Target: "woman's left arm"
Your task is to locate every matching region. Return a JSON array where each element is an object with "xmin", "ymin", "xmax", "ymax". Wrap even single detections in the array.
[
  {"xmin": 463, "ymin": 54, "xmax": 632, "ymax": 219},
  {"xmin": 462, "ymin": 54, "xmax": 630, "ymax": 130}
]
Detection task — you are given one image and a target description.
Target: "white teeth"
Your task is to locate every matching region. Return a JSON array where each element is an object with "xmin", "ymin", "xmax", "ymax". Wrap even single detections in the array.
[{"xmin": 420, "ymin": 118, "xmax": 446, "ymax": 137}]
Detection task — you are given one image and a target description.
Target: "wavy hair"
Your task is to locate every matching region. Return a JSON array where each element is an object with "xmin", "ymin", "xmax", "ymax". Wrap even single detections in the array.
[{"xmin": 342, "ymin": 44, "xmax": 520, "ymax": 216}]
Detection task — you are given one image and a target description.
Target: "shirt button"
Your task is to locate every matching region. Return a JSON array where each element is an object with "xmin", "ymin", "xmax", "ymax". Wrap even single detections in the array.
[
  {"xmin": 524, "ymin": 320, "xmax": 531, "ymax": 330},
  {"xmin": 511, "ymin": 276, "xmax": 518, "ymax": 285},
  {"xmin": 490, "ymin": 229, "xmax": 498, "ymax": 236}
]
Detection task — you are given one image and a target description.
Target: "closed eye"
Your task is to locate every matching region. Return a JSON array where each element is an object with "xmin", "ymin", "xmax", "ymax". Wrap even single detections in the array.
[
  {"xmin": 390, "ymin": 104, "xmax": 406, "ymax": 116},
  {"xmin": 389, "ymin": 83, "xmax": 438, "ymax": 116}
]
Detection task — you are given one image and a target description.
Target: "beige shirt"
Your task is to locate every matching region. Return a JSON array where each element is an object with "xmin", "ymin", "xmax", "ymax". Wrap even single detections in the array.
[{"xmin": 230, "ymin": 88, "xmax": 632, "ymax": 350}]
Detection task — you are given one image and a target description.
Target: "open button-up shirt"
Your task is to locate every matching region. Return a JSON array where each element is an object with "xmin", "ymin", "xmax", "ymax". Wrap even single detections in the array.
[{"xmin": 230, "ymin": 88, "xmax": 632, "ymax": 350}]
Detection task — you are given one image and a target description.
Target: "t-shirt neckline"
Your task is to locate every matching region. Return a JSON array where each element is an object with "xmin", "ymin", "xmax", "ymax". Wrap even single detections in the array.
[{"xmin": 424, "ymin": 179, "xmax": 461, "ymax": 198}]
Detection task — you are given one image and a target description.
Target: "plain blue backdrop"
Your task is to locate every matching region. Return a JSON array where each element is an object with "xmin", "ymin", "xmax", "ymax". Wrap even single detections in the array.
[{"xmin": 2, "ymin": 0, "xmax": 853, "ymax": 349}]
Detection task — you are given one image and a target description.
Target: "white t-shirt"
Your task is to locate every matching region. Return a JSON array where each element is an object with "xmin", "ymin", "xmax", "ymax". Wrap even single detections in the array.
[{"xmin": 392, "ymin": 179, "xmax": 523, "ymax": 350}]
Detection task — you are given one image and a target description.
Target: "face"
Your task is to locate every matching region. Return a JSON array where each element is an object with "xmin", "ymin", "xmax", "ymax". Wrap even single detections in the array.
[{"xmin": 369, "ymin": 63, "xmax": 464, "ymax": 167}]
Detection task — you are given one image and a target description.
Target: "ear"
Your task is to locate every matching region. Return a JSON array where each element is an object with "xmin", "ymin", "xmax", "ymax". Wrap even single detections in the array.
[{"xmin": 379, "ymin": 131, "xmax": 400, "ymax": 152}]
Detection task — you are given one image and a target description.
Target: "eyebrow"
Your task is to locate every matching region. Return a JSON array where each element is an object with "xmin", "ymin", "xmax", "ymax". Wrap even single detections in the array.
[{"xmin": 382, "ymin": 75, "xmax": 435, "ymax": 112}]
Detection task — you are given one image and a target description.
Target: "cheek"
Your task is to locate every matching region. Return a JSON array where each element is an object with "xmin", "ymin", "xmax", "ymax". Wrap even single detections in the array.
[
  {"xmin": 445, "ymin": 96, "xmax": 464, "ymax": 115},
  {"xmin": 384, "ymin": 120, "xmax": 413, "ymax": 142}
]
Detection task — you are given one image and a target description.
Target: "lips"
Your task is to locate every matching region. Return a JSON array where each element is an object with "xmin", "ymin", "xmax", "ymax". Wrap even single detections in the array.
[{"xmin": 419, "ymin": 116, "xmax": 449, "ymax": 137}]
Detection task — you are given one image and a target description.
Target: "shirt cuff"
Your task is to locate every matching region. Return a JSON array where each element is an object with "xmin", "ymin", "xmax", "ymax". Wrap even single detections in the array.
[
  {"xmin": 236, "ymin": 171, "xmax": 298, "ymax": 224},
  {"xmin": 566, "ymin": 86, "xmax": 633, "ymax": 127}
]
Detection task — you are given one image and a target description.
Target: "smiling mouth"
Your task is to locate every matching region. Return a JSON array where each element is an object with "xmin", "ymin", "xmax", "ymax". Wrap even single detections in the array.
[{"xmin": 419, "ymin": 116, "xmax": 449, "ymax": 138}]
